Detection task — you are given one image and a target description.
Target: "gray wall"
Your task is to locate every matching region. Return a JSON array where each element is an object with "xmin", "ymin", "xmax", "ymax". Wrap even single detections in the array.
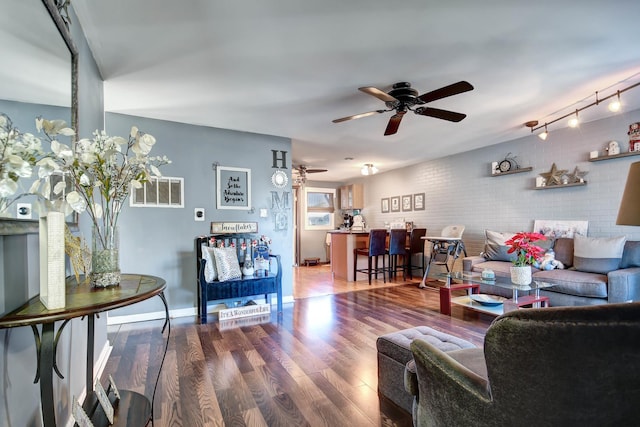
[
  {"xmin": 0, "ymin": 6, "xmax": 106, "ymax": 427},
  {"xmin": 103, "ymin": 112, "xmax": 293, "ymax": 318},
  {"xmin": 357, "ymin": 108, "xmax": 640, "ymax": 259}
]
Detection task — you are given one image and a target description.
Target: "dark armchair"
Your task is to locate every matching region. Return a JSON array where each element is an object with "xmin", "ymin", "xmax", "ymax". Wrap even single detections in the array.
[{"xmin": 407, "ymin": 302, "xmax": 640, "ymax": 427}]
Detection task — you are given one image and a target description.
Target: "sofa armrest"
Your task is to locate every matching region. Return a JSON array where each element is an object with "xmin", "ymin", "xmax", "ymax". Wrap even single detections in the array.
[
  {"xmin": 608, "ymin": 267, "xmax": 640, "ymax": 303},
  {"xmin": 463, "ymin": 255, "xmax": 486, "ymax": 272},
  {"xmin": 410, "ymin": 339, "xmax": 490, "ymax": 403}
]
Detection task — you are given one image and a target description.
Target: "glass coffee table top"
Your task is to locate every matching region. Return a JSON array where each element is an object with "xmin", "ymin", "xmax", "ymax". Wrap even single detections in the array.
[
  {"xmin": 437, "ymin": 271, "xmax": 556, "ymax": 291},
  {"xmin": 435, "ymin": 271, "xmax": 556, "ymax": 316}
]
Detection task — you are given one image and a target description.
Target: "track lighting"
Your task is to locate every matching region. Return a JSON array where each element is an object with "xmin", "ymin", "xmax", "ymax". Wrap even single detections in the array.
[
  {"xmin": 525, "ymin": 80, "xmax": 640, "ymax": 136},
  {"xmin": 538, "ymin": 124, "xmax": 549, "ymax": 141},
  {"xmin": 608, "ymin": 91, "xmax": 621, "ymax": 112},
  {"xmin": 568, "ymin": 110, "xmax": 579, "ymax": 128},
  {"xmin": 361, "ymin": 163, "xmax": 378, "ymax": 175}
]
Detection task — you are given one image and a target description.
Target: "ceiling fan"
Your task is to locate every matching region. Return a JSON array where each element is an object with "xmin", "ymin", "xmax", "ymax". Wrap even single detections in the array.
[
  {"xmin": 332, "ymin": 81, "xmax": 474, "ymax": 136},
  {"xmin": 292, "ymin": 165, "xmax": 328, "ymax": 184}
]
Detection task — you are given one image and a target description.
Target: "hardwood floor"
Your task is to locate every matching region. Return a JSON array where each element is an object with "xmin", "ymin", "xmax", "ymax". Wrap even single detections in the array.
[{"xmin": 103, "ymin": 266, "xmax": 493, "ymax": 426}]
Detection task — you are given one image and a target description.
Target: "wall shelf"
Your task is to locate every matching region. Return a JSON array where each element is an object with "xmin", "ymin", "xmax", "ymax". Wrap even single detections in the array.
[
  {"xmin": 533, "ymin": 181, "xmax": 587, "ymax": 190},
  {"xmin": 589, "ymin": 151, "xmax": 640, "ymax": 162},
  {"xmin": 490, "ymin": 166, "xmax": 533, "ymax": 177}
]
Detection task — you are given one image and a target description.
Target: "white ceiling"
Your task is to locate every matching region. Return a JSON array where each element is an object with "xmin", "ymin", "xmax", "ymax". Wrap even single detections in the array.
[{"xmin": 71, "ymin": 0, "xmax": 640, "ymax": 182}]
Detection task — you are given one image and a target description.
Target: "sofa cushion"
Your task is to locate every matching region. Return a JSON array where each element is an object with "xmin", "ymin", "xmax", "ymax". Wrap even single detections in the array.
[
  {"xmin": 201, "ymin": 245, "xmax": 218, "ymax": 282},
  {"xmin": 212, "ymin": 246, "xmax": 242, "ymax": 281},
  {"xmin": 620, "ymin": 241, "xmax": 640, "ymax": 269},
  {"xmin": 573, "ymin": 235, "xmax": 626, "ymax": 274},
  {"xmin": 534, "ymin": 269, "xmax": 608, "ymax": 298},
  {"xmin": 484, "ymin": 230, "xmax": 518, "ymax": 262},
  {"xmin": 552, "ymin": 238, "xmax": 574, "ymax": 268}
]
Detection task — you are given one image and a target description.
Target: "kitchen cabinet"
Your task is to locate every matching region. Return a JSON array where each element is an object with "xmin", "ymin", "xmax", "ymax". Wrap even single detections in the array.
[{"xmin": 340, "ymin": 184, "xmax": 364, "ymax": 210}]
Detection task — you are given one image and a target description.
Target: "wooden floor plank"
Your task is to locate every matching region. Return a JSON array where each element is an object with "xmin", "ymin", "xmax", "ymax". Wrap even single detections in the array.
[{"xmin": 103, "ymin": 266, "xmax": 492, "ymax": 426}]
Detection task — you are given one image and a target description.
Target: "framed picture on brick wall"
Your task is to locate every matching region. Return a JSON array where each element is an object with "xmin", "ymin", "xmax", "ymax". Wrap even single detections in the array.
[
  {"xmin": 390, "ymin": 196, "xmax": 400, "ymax": 212},
  {"xmin": 402, "ymin": 195, "xmax": 412, "ymax": 212},
  {"xmin": 381, "ymin": 198, "xmax": 390, "ymax": 213},
  {"xmin": 413, "ymin": 193, "xmax": 425, "ymax": 211}
]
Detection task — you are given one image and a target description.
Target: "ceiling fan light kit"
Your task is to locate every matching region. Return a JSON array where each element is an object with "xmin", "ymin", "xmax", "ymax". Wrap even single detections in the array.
[
  {"xmin": 526, "ymin": 78, "xmax": 640, "ymax": 140},
  {"xmin": 361, "ymin": 164, "xmax": 378, "ymax": 175},
  {"xmin": 332, "ymin": 80, "xmax": 474, "ymax": 135}
]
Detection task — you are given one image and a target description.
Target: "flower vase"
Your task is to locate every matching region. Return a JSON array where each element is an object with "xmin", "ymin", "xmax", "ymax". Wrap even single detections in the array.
[
  {"xmin": 91, "ymin": 224, "xmax": 120, "ymax": 287},
  {"xmin": 510, "ymin": 265, "xmax": 532, "ymax": 286}
]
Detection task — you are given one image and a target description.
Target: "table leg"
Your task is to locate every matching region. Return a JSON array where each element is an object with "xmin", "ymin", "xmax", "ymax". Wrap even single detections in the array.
[
  {"xmin": 35, "ymin": 323, "xmax": 57, "ymax": 427},
  {"xmin": 439, "ymin": 287, "xmax": 452, "ymax": 315}
]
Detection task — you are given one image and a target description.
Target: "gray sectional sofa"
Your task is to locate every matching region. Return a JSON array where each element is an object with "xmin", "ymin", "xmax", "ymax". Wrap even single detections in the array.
[{"xmin": 463, "ymin": 233, "xmax": 640, "ymax": 306}]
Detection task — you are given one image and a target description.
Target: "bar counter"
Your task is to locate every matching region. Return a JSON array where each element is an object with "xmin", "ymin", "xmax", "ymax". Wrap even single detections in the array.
[{"xmin": 329, "ymin": 230, "xmax": 370, "ymax": 281}]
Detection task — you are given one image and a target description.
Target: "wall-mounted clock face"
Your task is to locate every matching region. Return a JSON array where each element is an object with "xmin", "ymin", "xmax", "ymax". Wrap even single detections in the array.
[{"xmin": 271, "ymin": 170, "xmax": 288, "ymax": 188}]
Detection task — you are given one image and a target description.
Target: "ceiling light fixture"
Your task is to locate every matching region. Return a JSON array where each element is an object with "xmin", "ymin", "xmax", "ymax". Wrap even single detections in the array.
[
  {"xmin": 526, "ymin": 80, "xmax": 640, "ymax": 136},
  {"xmin": 608, "ymin": 90, "xmax": 622, "ymax": 112},
  {"xmin": 568, "ymin": 110, "xmax": 579, "ymax": 128},
  {"xmin": 361, "ymin": 163, "xmax": 378, "ymax": 176},
  {"xmin": 538, "ymin": 124, "xmax": 549, "ymax": 141}
]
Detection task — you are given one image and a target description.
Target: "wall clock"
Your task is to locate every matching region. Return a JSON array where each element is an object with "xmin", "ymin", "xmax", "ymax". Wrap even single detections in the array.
[{"xmin": 271, "ymin": 170, "xmax": 288, "ymax": 188}]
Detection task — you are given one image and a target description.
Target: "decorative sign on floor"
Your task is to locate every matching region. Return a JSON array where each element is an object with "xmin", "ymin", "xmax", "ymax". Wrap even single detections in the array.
[
  {"xmin": 210, "ymin": 221, "xmax": 258, "ymax": 234},
  {"xmin": 218, "ymin": 303, "xmax": 271, "ymax": 320}
]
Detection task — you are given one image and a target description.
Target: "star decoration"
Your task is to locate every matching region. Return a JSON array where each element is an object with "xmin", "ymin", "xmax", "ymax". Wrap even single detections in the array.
[
  {"xmin": 539, "ymin": 163, "xmax": 568, "ymax": 186},
  {"xmin": 568, "ymin": 166, "xmax": 588, "ymax": 183}
]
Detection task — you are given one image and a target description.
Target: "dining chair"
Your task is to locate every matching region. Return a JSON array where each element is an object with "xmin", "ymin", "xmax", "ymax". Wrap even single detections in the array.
[
  {"xmin": 388, "ymin": 229, "xmax": 408, "ymax": 281},
  {"xmin": 353, "ymin": 229, "xmax": 387, "ymax": 284},
  {"xmin": 405, "ymin": 228, "xmax": 427, "ymax": 279}
]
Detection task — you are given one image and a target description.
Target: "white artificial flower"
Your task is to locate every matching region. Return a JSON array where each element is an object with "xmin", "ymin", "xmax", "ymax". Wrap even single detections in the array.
[
  {"xmin": 131, "ymin": 179, "xmax": 143, "ymax": 189},
  {"xmin": 53, "ymin": 181, "xmax": 67, "ymax": 195},
  {"xmin": 92, "ymin": 202, "xmax": 103, "ymax": 219},
  {"xmin": 51, "ymin": 140, "xmax": 73, "ymax": 162},
  {"xmin": 150, "ymin": 164, "xmax": 161, "ymax": 177},
  {"xmin": 0, "ymin": 178, "xmax": 18, "ymax": 198},
  {"xmin": 132, "ymin": 133, "xmax": 156, "ymax": 156},
  {"xmin": 66, "ymin": 191, "xmax": 87, "ymax": 213},
  {"xmin": 79, "ymin": 174, "xmax": 90, "ymax": 186},
  {"xmin": 36, "ymin": 157, "xmax": 60, "ymax": 178}
]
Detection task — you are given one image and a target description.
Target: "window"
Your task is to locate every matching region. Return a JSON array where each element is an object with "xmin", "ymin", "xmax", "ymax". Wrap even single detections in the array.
[
  {"xmin": 130, "ymin": 176, "xmax": 184, "ymax": 208},
  {"xmin": 305, "ymin": 187, "xmax": 335, "ymax": 230}
]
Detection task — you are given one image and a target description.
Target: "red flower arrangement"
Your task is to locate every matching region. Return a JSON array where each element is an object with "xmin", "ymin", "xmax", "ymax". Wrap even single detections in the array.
[{"xmin": 504, "ymin": 232, "xmax": 547, "ymax": 266}]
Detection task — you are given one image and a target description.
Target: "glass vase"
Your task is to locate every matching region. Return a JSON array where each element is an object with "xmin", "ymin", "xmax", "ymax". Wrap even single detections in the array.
[{"xmin": 91, "ymin": 224, "xmax": 120, "ymax": 287}]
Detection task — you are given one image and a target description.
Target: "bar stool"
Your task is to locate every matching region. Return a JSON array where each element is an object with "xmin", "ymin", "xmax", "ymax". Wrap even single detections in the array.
[
  {"xmin": 388, "ymin": 229, "xmax": 408, "ymax": 280},
  {"xmin": 353, "ymin": 229, "xmax": 387, "ymax": 284},
  {"xmin": 405, "ymin": 228, "xmax": 427, "ymax": 279}
]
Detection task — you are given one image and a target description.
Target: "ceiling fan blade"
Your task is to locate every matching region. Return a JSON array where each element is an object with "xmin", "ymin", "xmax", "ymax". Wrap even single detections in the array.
[
  {"xmin": 305, "ymin": 168, "xmax": 328, "ymax": 173},
  {"xmin": 359, "ymin": 86, "xmax": 398, "ymax": 103},
  {"xmin": 332, "ymin": 110, "xmax": 387, "ymax": 123},
  {"xmin": 417, "ymin": 81, "xmax": 474, "ymax": 103},
  {"xmin": 384, "ymin": 113, "xmax": 405, "ymax": 136},
  {"xmin": 417, "ymin": 107, "xmax": 467, "ymax": 122}
]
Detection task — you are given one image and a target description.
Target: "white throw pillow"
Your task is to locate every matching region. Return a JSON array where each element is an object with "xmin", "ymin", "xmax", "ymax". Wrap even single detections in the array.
[
  {"xmin": 201, "ymin": 245, "xmax": 218, "ymax": 282},
  {"xmin": 213, "ymin": 247, "xmax": 242, "ymax": 282},
  {"xmin": 573, "ymin": 235, "xmax": 626, "ymax": 274}
]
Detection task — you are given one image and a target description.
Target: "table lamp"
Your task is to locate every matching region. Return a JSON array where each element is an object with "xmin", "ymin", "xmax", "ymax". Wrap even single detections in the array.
[{"xmin": 616, "ymin": 161, "xmax": 640, "ymax": 225}]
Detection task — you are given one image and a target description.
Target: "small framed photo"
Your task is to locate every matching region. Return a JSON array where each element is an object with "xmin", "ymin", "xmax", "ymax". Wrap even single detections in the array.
[
  {"xmin": 402, "ymin": 195, "xmax": 412, "ymax": 212},
  {"xmin": 381, "ymin": 198, "xmax": 390, "ymax": 213},
  {"xmin": 390, "ymin": 196, "xmax": 401, "ymax": 212},
  {"xmin": 413, "ymin": 192, "xmax": 425, "ymax": 211}
]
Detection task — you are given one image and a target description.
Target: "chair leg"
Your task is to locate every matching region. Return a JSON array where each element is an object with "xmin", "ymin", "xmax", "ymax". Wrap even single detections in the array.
[{"xmin": 368, "ymin": 256, "xmax": 373, "ymax": 285}]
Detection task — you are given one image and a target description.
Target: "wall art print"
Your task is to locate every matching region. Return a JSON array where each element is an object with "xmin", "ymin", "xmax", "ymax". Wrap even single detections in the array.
[{"xmin": 217, "ymin": 166, "xmax": 251, "ymax": 210}]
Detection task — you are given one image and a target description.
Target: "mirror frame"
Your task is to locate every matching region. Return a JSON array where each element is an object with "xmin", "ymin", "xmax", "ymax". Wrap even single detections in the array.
[{"xmin": 0, "ymin": 0, "xmax": 78, "ymax": 235}]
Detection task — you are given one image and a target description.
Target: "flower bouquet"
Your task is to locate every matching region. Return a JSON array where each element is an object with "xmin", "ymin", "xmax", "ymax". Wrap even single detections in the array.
[
  {"xmin": 504, "ymin": 232, "xmax": 546, "ymax": 285},
  {"xmin": 35, "ymin": 120, "xmax": 171, "ymax": 286}
]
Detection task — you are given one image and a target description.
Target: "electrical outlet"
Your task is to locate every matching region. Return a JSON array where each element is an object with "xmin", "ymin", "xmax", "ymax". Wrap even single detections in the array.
[
  {"xmin": 260, "ymin": 208, "xmax": 268, "ymax": 218},
  {"xmin": 194, "ymin": 208, "xmax": 205, "ymax": 221},
  {"xmin": 16, "ymin": 203, "xmax": 32, "ymax": 219}
]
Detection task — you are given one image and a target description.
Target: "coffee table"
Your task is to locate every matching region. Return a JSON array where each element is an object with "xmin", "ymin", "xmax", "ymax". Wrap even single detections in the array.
[{"xmin": 437, "ymin": 271, "xmax": 555, "ymax": 316}]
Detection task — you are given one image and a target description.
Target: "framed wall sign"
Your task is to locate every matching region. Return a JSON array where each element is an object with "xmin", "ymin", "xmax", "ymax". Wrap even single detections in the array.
[
  {"xmin": 402, "ymin": 195, "xmax": 412, "ymax": 212},
  {"xmin": 390, "ymin": 196, "xmax": 400, "ymax": 212},
  {"xmin": 413, "ymin": 192, "xmax": 425, "ymax": 211},
  {"xmin": 210, "ymin": 222, "xmax": 258, "ymax": 234},
  {"xmin": 381, "ymin": 197, "xmax": 390, "ymax": 213},
  {"xmin": 217, "ymin": 166, "xmax": 251, "ymax": 210}
]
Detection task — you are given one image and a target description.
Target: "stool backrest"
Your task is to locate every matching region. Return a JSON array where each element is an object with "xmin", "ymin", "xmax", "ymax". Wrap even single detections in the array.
[
  {"xmin": 441, "ymin": 225, "xmax": 465, "ymax": 238},
  {"xmin": 408, "ymin": 228, "xmax": 427, "ymax": 253},
  {"xmin": 389, "ymin": 229, "xmax": 407, "ymax": 255},
  {"xmin": 368, "ymin": 229, "xmax": 388, "ymax": 256}
]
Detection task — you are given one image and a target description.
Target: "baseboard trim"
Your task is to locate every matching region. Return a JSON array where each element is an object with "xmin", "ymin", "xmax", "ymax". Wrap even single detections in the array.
[{"xmin": 107, "ymin": 295, "xmax": 294, "ymax": 325}]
